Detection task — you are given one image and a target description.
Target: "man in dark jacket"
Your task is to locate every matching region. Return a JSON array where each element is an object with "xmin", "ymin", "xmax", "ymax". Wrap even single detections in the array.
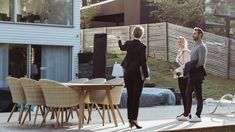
[{"xmin": 177, "ymin": 27, "xmax": 207, "ymax": 122}]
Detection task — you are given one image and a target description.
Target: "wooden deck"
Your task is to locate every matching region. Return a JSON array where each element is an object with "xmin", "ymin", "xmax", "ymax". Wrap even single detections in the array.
[{"xmin": 1, "ymin": 105, "xmax": 235, "ymax": 132}]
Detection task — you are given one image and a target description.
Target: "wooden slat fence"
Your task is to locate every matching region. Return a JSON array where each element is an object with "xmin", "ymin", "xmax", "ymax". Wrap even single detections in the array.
[{"xmin": 80, "ymin": 22, "xmax": 235, "ymax": 79}]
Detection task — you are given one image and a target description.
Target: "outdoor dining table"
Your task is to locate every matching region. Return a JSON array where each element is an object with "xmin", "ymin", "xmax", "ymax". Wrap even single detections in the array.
[{"xmin": 62, "ymin": 83, "xmax": 123, "ymax": 129}]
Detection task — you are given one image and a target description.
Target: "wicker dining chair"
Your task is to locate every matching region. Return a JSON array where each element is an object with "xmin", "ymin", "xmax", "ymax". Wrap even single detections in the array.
[
  {"xmin": 6, "ymin": 77, "xmax": 26, "ymax": 124},
  {"xmin": 68, "ymin": 78, "xmax": 89, "ymax": 83},
  {"xmin": 84, "ymin": 78, "xmax": 106, "ymax": 124},
  {"xmin": 19, "ymin": 78, "xmax": 46, "ymax": 126},
  {"xmin": 39, "ymin": 79, "xmax": 80, "ymax": 128},
  {"xmin": 88, "ymin": 78, "xmax": 125, "ymax": 126}
]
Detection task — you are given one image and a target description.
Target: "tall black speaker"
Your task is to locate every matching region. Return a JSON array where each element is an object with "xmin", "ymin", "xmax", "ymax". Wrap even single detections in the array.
[{"xmin": 93, "ymin": 33, "xmax": 107, "ymax": 78}]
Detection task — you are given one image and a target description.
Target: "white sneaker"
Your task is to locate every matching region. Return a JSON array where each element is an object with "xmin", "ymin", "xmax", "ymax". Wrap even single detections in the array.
[
  {"xmin": 189, "ymin": 115, "xmax": 202, "ymax": 122},
  {"xmin": 176, "ymin": 115, "xmax": 190, "ymax": 121}
]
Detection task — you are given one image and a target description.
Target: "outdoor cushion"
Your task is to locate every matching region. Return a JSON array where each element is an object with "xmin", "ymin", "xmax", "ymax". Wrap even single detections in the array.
[{"xmin": 119, "ymin": 87, "xmax": 176, "ymax": 108}]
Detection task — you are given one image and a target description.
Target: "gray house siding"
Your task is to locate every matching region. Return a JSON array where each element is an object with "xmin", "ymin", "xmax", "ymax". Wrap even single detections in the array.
[{"xmin": 0, "ymin": 0, "xmax": 80, "ymax": 86}]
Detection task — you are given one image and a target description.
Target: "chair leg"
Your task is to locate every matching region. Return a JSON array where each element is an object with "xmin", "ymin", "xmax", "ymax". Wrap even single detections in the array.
[
  {"xmin": 95, "ymin": 104, "xmax": 103, "ymax": 119},
  {"xmin": 29, "ymin": 107, "xmax": 31, "ymax": 121},
  {"xmin": 75, "ymin": 107, "xmax": 79, "ymax": 119},
  {"xmin": 18, "ymin": 104, "xmax": 21, "ymax": 121},
  {"xmin": 39, "ymin": 106, "xmax": 45, "ymax": 123},
  {"xmin": 33, "ymin": 105, "xmax": 39, "ymax": 126},
  {"xmin": 66, "ymin": 108, "xmax": 74, "ymax": 121},
  {"xmin": 66, "ymin": 108, "xmax": 71, "ymax": 122},
  {"xmin": 82, "ymin": 107, "xmax": 86, "ymax": 124},
  {"xmin": 65, "ymin": 108, "xmax": 68, "ymax": 122},
  {"xmin": 89, "ymin": 104, "xmax": 94, "ymax": 121},
  {"xmin": 21, "ymin": 105, "xmax": 31, "ymax": 125},
  {"xmin": 39, "ymin": 105, "xmax": 45, "ymax": 116},
  {"xmin": 43, "ymin": 106, "xmax": 46, "ymax": 115},
  {"xmin": 106, "ymin": 105, "xmax": 112, "ymax": 123},
  {"xmin": 50, "ymin": 109, "xmax": 55, "ymax": 120},
  {"xmin": 7, "ymin": 103, "xmax": 16, "ymax": 123},
  {"xmin": 115, "ymin": 105, "xmax": 125, "ymax": 125},
  {"xmin": 70, "ymin": 108, "xmax": 74, "ymax": 119},
  {"xmin": 87, "ymin": 104, "xmax": 93, "ymax": 124},
  {"xmin": 61, "ymin": 108, "xmax": 64, "ymax": 127},
  {"xmin": 40, "ymin": 108, "xmax": 50, "ymax": 127},
  {"xmin": 102, "ymin": 105, "xmax": 105, "ymax": 126},
  {"xmin": 18, "ymin": 103, "xmax": 24, "ymax": 124},
  {"xmin": 211, "ymin": 104, "xmax": 220, "ymax": 114},
  {"xmin": 55, "ymin": 108, "xmax": 60, "ymax": 129}
]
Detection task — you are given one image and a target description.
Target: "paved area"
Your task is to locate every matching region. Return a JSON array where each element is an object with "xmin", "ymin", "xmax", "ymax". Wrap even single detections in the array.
[{"xmin": 1, "ymin": 105, "xmax": 235, "ymax": 132}]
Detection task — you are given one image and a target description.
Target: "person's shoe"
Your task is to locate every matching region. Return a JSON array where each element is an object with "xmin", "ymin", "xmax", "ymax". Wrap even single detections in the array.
[
  {"xmin": 129, "ymin": 120, "xmax": 142, "ymax": 129},
  {"xmin": 176, "ymin": 113, "xmax": 183, "ymax": 118},
  {"xmin": 189, "ymin": 115, "xmax": 202, "ymax": 122},
  {"xmin": 177, "ymin": 113, "xmax": 192, "ymax": 119},
  {"xmin": 176, "ymin": 115, "xmax": 190, "ymax": 121}
]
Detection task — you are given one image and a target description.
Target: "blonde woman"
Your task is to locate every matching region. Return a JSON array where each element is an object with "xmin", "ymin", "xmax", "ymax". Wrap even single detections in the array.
[
  {"xmin": 172, "ymin": 36, "xmax": 191, "ymax": 120},
  {"xmin": 118, "ymin": 26, "xmax": 149, "ymax": 129}
]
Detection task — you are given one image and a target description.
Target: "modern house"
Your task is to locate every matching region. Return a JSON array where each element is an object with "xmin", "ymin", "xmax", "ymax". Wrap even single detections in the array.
[
  {"xmin": 0, "ymin": 0, "xmax": 80, "ymax": 88},
  {"xmin": 81, "ymin": 0, "xmax": 156, "ymax": 28}
]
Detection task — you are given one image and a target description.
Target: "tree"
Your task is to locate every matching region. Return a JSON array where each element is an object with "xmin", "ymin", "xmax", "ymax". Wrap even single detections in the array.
[
  {"xmin": 205, "ymin": 0, "xmax": 235, "ymax": 38},
  {"xmin": 80, "ymin": 5, "xmax": 100, "ymax": 29},
  {"xmin": 149, "ymin": 0, "xmax": 205, "ymax": 28}
]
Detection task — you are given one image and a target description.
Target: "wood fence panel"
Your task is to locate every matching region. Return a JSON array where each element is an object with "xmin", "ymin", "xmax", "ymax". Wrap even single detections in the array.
[
  {"xmin": 83, "ymin": 27, "xmax": 106, "ymax": 52},
  {"xmin": 81, "ymin": 22, "xmax": 235, "ymax": 79},
  {"xmin": 106, "ymin": 26, "xmax": 129, "ymax": 54},
  {"xmin": 229, "ymin": 40, "xmax": 235, "ymax": 79},
  {"xmin": 168, "ymin": 23, "xmax": 229, "ymax": 78},
  {"xmin": 148, "ymin": 23, "xmax": 166, "ymax": 59}
]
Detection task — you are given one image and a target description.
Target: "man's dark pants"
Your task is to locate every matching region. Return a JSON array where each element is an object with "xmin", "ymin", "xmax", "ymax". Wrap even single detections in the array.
[{"xmin": 184, "ymin": 76, "xmax": 203, "ymax": 118}]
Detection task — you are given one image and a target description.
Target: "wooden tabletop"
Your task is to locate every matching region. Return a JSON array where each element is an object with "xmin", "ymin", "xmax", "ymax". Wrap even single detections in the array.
[
  {"xmin": 62, "ymin": 83, "xmax": 123, "ymax": 90},
  {"xmin": 62, "ymin": 83, "xmax": 123, "ymax": 86}
]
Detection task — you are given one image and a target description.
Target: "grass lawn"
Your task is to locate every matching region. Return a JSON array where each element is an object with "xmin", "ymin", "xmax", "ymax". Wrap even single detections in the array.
[{"xmin": 107, "ymin": 54, "xmax": 235, "ymax": 99}]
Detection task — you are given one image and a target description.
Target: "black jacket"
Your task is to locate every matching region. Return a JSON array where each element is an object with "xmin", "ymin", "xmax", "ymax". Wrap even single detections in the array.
[
  {"xmin": 184, "ymin": 60, "xmax": 207, "ymax": 81},
  {"xmin": 118, "ymin": 39, "xmax": 149, "ymax": 78}
]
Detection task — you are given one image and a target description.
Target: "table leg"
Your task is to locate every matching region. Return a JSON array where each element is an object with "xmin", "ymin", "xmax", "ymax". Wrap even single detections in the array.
[
  {"xmin": 106, "ymin": 89, "xmax": 118, "ymax": 127},
  {"xmin": 79, "ymin": 89, "xmax": 84, "ymax": 129}
]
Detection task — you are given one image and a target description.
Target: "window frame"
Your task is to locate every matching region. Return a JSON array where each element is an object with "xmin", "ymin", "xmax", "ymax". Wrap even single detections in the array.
[{"xmin": 0, "ymin": 0, "xmax": 74, "ymax": 28}]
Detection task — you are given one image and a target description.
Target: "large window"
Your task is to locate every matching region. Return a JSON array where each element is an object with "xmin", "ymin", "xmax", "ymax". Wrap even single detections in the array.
[
  {"xmin": 0, "ymin": 0, "xmax": 12, "ymax": 21},
  {"xmin": 16, "ymin": 0, "xmax": 73, "ymax": 26}
]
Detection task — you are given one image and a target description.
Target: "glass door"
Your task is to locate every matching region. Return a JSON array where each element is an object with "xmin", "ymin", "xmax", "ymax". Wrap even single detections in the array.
[
  {"xmin": 8, "ymin": 44, "xmax": 42, "ymax": 80},
  {"xmin": 8, "ymin": 44, "xmax": 27, "ymax": 78},
  {"xmin": 30, "ymin": 45, "xmax": 41, "ymax": 80},
  {"xmin": 41, "ymin": 45, "xmax": 72, "ymax": 82},
  {"xmin": 7, "ymin": 44, "xmax": 71, "ymax": 82}
]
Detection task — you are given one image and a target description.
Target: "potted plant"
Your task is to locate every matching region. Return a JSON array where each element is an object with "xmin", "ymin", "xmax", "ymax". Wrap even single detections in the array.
[{"xmin": 78, "ymin": 49, "xmax": 94, "ymax": 63}]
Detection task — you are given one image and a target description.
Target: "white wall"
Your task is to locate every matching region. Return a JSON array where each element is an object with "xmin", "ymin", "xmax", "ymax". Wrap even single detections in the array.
[{"xmin": 0, "ymin": 0, "xmax": 80, "ymax": 81}]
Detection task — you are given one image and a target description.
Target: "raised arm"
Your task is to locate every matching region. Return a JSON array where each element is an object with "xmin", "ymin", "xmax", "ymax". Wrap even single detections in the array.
[{"xmin": 118, "ymin": 40, "xmax": 128, "ymax": 51}]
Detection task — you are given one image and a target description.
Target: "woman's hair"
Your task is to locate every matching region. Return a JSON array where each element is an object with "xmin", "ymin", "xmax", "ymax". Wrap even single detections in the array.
[
  {"xmin": 177, "ymin": 36, "xmax": 188, "ymax": 49},
  {"xmin": 133, "ymin": 26, "xmax": 144, "ymax": 39}
]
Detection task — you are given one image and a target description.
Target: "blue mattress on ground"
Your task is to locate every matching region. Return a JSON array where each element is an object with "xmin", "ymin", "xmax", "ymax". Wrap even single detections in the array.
[{"xmin": 119, "ymin": 87, "xmax": 176, "ymax": 108}]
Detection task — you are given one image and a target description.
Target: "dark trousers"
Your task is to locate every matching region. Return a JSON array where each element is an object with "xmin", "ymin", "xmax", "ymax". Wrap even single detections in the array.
[
  {"xmin": 178, "ymin": 77, "xmax": 188, "ymax": 114},
  {"xmin": 184, "ymin": 77, "xmax": 203, "ymax": 117},
  {"xmin": 124, "ymin": 75, "xmax": 144, "ymax": 120}
]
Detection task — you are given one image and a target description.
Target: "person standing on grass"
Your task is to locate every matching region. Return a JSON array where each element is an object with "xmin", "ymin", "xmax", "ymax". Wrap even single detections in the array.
[
  {"xmin": 117, "ymin": 26, "xmax": 149, "ymax": 129},
  {"xmin": 172, "ymin": 36, "xmax": 191, "ymax": 120},
  {"xmin": 177, "ymin": 27, "xmax": 207, "ymax": 122}
]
